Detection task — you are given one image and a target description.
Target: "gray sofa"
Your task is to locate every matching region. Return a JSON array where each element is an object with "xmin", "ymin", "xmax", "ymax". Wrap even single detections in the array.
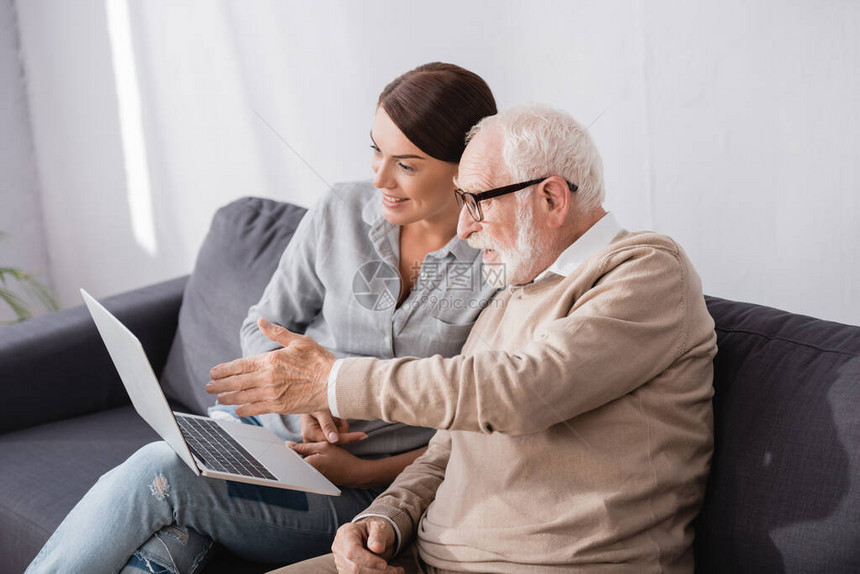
[{"xmin": 1, "ymin": 197, "xmax": 858, "ymax": 573}]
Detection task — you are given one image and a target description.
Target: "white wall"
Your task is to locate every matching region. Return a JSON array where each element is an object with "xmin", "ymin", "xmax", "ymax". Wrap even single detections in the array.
[
  {"xmin": 12, "ymin": 0, "xmax": 860, "ymax": 325},
  {"xmin": 643, "ymin": 0, "xmax": 860, "ymax": 323},
  {"xmin": 0, "ymin": 0, "xmax": 52, "ymax": 322}
]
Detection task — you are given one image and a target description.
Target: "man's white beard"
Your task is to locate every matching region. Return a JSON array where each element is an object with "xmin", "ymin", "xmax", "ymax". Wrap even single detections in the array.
[{"xmin": 468, "ymin": 202, "xmax": 545, "ymax": 287}]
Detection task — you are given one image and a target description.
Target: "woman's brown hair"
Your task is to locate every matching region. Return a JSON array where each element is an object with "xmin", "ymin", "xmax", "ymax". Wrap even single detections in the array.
[{"xmin": 378, "ymin": 62, "xmax": 497, "ymax": 163}]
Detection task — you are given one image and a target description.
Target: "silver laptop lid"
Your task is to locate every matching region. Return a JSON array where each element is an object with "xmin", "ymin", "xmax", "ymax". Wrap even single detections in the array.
[{"xmin": 81, "ymin": 289, "xmax": 201, "ymax": 476}]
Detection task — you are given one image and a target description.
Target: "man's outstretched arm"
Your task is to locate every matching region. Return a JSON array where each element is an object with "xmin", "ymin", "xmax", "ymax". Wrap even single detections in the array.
[{"xmin": 208, "ymin": 242, "xmax": 711, "ymax": 436}]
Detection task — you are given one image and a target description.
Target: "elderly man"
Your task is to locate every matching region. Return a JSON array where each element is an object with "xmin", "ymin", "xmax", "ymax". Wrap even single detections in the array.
[{"xmin": 208, "ymin": 104, "xmax": 717, "ymax": 573}]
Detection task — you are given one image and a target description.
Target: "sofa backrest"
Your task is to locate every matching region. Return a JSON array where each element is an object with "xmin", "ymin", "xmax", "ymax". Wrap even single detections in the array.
[
  {"xmin": 696, "ymin": 296, "xmax": 860, "ymax": 572},
  {"xmin": 159, "ymin": 197, "xmax": 307, "ymax": 414}
]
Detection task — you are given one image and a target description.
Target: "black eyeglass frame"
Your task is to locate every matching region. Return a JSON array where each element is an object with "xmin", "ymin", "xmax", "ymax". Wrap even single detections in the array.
[{"xmin": 454, "ymin": 176, "xmax": 578, "ymax": 222}]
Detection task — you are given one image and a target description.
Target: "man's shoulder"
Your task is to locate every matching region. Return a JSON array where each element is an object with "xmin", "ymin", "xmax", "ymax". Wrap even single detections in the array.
[
  {"xmin": 608, "ymin": 230, "xmax": 682, "ymax": 255},
  {"xmin": 599, "ymin": 230, "xmax": 689, "ymax": 269},
  {"xmin": 570, "ymin": 230, "xmax": 699, "ymax": 291}
]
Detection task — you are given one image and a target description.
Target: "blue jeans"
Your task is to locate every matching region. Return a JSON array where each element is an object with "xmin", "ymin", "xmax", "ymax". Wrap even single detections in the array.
[{"xmin": 25, "ymin": 442, "xmax": 383, "ymax": 574}]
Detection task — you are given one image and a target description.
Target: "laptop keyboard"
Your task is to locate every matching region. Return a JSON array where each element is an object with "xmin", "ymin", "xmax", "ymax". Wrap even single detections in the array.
[{"xmin": 175, "ymin": 415, "xmax": 277, "ymax": 481}]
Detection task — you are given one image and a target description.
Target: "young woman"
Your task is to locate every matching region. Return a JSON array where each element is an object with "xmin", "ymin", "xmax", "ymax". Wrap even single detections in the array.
[{"xmin": 26, "ymin": 62, "xmax": 497, "ymax": 573}]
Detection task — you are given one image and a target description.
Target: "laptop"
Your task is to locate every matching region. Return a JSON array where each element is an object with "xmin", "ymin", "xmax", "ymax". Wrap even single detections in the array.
[{"xmin": 81, "ymin": 289, "xmax": 340, "ymax": 496}]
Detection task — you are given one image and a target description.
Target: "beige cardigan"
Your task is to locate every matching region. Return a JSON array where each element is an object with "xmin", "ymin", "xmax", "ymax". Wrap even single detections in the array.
[{"xmin": 335, "ymin": 230, "xmax": 717, "ymax": 573}]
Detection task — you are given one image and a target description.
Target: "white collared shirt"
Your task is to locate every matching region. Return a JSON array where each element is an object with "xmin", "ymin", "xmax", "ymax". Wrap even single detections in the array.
[{"xmin": 532, "ymin": 212, "xmax": 622, "ymax": 282}]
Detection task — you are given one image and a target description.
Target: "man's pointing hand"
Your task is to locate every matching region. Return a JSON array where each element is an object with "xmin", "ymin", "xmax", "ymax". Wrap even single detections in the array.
[{"xmin": 206, "ymin": 318, "xmax": 335, "ymax": 417}]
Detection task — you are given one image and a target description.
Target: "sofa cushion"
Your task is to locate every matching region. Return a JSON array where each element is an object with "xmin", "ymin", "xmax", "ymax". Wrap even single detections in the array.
[
  {"xmin": 696, "ymin": 297, "xmax": 860, "ymax": 573},
  {"xmin": 159, "ymin": 198, "xmax": 308, "ymax": 415},
  {"xmin": 0, "ymin": 406, "xmax": 159, "ymax": 573}
]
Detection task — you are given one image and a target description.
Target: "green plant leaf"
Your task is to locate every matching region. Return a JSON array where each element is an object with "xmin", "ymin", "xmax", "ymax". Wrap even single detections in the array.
[
  {"xmin": 0, "ymin": 259, "xmax": 59, "ymax": 321},
  {"xmin": 18, "ymin": 272, "xmax": 59, "ymax": 312},
  {"xmin": 0, "ymin": 283, "xmax": 33, "ymax": 323}
]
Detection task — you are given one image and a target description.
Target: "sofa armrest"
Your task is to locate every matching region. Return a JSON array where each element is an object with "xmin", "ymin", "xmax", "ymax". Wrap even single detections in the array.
[{"xmin": 0, "ymin": 276, "xmax": 188, "ymax": 434}]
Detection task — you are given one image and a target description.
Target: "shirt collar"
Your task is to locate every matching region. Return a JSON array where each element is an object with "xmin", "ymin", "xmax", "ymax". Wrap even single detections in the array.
[
  {"xmin": 434, "ymin": 234, "xmax": 477, "ymax": 261},
  {"xmin": 362, "ymin": 189, "xmax": 385, "ymax": 226},
  {"xmin": 534, "ymin": 212, "xmax": 623, "ymax": 281}
]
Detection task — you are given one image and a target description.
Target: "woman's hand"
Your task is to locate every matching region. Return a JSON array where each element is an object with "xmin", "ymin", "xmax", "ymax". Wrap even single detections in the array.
[
  {"xmin": 287, "ymin": 441, "xmax": 371, "ymax": 488},
  {"xmin": 300, "ymin": 411, "xmax": 367, "ymax": 444}
]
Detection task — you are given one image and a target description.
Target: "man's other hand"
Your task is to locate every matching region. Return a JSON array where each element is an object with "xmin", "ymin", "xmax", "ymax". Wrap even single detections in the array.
[
  {"xmin": 332, "ymin": 517, "xmax": 403, "ymax": 574},
  {"xmin": 206, "ymin": 318, "xmax": 335, "ymax": 417}
]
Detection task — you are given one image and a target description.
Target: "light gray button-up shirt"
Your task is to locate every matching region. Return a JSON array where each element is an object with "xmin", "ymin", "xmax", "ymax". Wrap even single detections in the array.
[{"xmin": 240, "ymin": 181, "xmax": 498, "ymax": 458}]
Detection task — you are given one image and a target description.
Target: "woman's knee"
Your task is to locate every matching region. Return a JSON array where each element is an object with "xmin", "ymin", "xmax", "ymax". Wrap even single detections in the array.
[
  {"xmin": 128, "ymin": 441, "xmax": 180, "ymax": 466},
  {"xmin": 103, "ymin": 441, "xmax": 196, "ymax": 491}
]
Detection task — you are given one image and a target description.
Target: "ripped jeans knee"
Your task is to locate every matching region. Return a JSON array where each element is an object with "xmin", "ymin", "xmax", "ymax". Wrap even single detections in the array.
[
  {"xmin": 149, "ymin": 473, "xmax": 171, "ymax": 501},
  {"xmin": 120, "ymin": 473, "xmax": 213, "ymax": 574},
  {"xmin": 121, "ymin": 523, "xmax": 213, "ymax": 574}
]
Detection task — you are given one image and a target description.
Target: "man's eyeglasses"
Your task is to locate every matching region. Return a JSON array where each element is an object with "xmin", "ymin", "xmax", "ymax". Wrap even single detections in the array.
[{"xmin": 454, "ymin": 177, "xmax": 578, "ymax": 222}]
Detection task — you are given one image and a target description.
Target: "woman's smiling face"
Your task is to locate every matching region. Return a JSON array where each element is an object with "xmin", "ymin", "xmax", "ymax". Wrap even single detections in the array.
[{"xmin": 370, "ymin": 107, "xmax": 460, "ymax": 228}]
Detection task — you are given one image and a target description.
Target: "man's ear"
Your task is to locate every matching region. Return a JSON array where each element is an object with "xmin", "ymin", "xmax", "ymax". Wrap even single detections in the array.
[{"xmin": 539, "ymin": 176, "xmax": 572, "ymax": 228}]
